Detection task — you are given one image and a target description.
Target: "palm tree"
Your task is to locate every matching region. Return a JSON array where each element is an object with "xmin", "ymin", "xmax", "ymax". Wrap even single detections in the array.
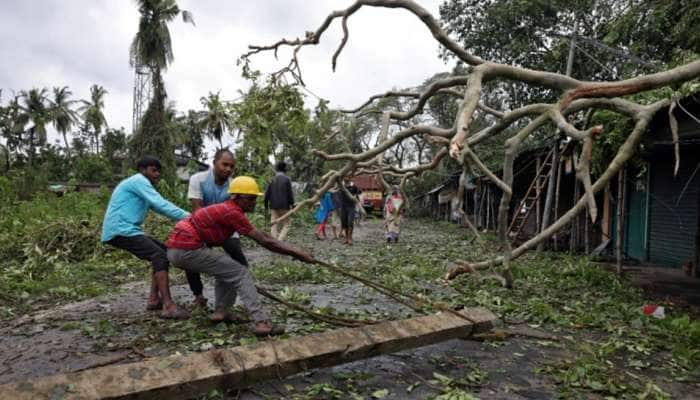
[
  {"xmin": 200, "ymin": 92, "xmax": 233, "ymax": 148},
  {"xmin": 79, "ymin": 85, "xmax": 108, "ymax": 153},
  {"xmin": 130, "ymin": 0, "xmax": 193, "ymax": 99},
  {"xmin": 130, "ymin": 0, "xmax": 193, "ymax": 167},
  {"xmin": 50, "ymin": 86, "xmax": 78, "ymax": 157},
  {"xmin": 16, "ymin": 88, "xmax": 52, "ymax": 195}
]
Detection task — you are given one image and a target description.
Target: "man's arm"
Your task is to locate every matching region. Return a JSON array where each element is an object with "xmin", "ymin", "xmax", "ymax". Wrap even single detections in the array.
[
  {"xmin": 134, "ymin": 178, "xmax": 189, "ymax": 221},
  {"xmin": 190, "ymin": 198, "xmax": 204, "ymax": 212},
  {"xmin": 187, "ymin": 173, "xmax": 204, "ymax": 212},
  {"xmin": 245, "ymin": 228, "xmax": 314, "ymax": 263}
]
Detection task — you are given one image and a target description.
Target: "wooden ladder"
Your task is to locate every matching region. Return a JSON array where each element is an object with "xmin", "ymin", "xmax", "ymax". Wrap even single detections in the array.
[{"xmin": 507, "ymin": 148, "xmax": 554, "ymax": 239}]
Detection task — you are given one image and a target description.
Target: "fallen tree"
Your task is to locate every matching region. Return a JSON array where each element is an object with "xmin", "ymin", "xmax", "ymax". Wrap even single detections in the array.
[{"xmin": 240, "ymin": 0, "xmax": 700, "ymax": 285}]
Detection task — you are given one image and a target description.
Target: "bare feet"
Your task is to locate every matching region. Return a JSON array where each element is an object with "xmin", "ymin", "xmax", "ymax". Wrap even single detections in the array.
[
  {"xmin": 159, "ymin": 302, "xmax": 190, "ymax": 320},
  {"xmin": 192, "ymin": 295, "xmax": 208, "ymax": 309},
  {"xmin": 252, "ymin": 320, "xmax": 285, "ymax": 337},
  {"xmin": 210, "ymin": 308, "xmax": 251, "ymax": 324},
  {"xmin": 146, "ymin": 299, "xmax": 162, "ymax": 311}
]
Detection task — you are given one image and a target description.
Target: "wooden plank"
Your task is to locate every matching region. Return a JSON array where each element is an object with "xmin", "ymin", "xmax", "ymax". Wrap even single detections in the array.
[{"xmin": 0, "ymin": 308, "xmax": 497, "ymax": 400}]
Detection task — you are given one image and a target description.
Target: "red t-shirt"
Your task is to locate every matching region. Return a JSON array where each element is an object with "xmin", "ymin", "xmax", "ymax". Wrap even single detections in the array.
[{"xmin": 166, "ymin": 200, "xmax": 254, "ymax": 250}]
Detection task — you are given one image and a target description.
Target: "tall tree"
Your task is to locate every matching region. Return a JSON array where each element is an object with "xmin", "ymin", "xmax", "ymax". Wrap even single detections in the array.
[
  {"xmin": 15, "ymin": 88, "xmax": 52, "ymax": 194},
  {"xmin": 79, "ymin": 84, "xmax": 108, "ymax": 153},
  {"xmin": 102, "ymin": 127, "xmax": 129, "ymax": 176},
  {"xmin": 172, "ymin": 109, "xmax": 205, "ymax": 161},
  {"xmin": 200, "ymin": 91, "xmax": 233, "ymax": 149},
  {"xmin": 232, "ymin": 76, "xmax": 343, "ymax": 182},
  {"xmin": 50, "ymin": 86, "xmax": 78, "ymax": 157},
  {"xmin": 130, "ymin": 0, "xmax": 193, "ymax": 172}
]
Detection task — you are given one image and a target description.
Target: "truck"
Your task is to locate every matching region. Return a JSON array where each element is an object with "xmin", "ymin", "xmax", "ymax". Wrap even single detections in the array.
[{"xmin": 352, "ymin": 174, "xmax": 385, "ymax": 214}]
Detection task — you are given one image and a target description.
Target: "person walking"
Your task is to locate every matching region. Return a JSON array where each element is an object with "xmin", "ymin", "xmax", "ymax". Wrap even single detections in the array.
[
  {"xmin": 264, "ymin": 161, "xmax": 294, "ymax": 241},
  {"xmin": 384, "ymin": 186, "xmax": 405, "ymax": 243},
  {"xmin": 166, "ymin": 176, "xmax": 315, "ymax": 336},
  {"xmin": 340, "ymin": 180, "xmax": 360, "ymax": 246},
  {"xmin": 101, "ymin": 156, "xmax": 189, "ymax": 319},
  {"xmin": 314, "ymin": 191, "xmax": 334, "ymax": 240},
  {"xmin": 330, "ymin": 188, "xmax": 343, "ymax": 239}
]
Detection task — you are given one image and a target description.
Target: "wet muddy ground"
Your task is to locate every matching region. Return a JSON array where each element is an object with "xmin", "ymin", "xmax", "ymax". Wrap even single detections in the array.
[{"xmin": 1, "ymin": 218, "xmax": 699, "ymax": 399}]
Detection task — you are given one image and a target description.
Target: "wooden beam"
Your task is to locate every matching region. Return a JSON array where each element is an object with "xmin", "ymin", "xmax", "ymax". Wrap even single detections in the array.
[{"xmin": 0, "ymin": 308, "xmax": 497, "ymax": 400}]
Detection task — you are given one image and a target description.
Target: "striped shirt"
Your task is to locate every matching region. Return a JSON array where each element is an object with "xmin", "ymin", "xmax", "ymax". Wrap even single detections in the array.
[{"xmin": 165, "ymin": 200, "xmax": 254, "ymax": 250}]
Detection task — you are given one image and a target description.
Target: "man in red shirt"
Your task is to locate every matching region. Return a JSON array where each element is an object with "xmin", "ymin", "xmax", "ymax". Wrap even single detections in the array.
[{"xmin": 166, "ymin": 176, "xmax": 314, "ymax": 336}]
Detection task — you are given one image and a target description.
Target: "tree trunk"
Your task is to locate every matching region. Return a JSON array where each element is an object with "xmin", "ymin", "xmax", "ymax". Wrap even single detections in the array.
[
  {"xmin": 571, "ymin": 179, "xmax": 579, "ymax": 253},
  {"xmin": 584, "ymin": 206, "xmax": 590, "ymax": 254},
  {"xmin": 95, "ymin": 128, "xmax": 100, "ymax": 154},
  {"xmin": 22, "ymin": 127, "xmax": 36, "ymax": 199},
  {"xmin": 486, "ymin": 187, "xmax": 490, "ymax": 230},
  {"xmin": 536, "ymin": 156, "xmax": 542, "ymax": 233},
  {"xmin": 61, "ymin": 131, "xmax": 71, "ymax": 158},
  {"xmin": 553, "ymin": 159, "xmax": 562, "ymax": 251}
]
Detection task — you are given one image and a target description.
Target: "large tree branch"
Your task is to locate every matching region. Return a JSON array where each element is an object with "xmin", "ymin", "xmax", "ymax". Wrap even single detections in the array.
[
  {"xmin": 243, "ymin": 0, "xmax": 484, "ymax": 68},
  {"xmin": 446, "ymin": 99, "xmax": 670, "ymax": 279},
  {"xmin": 314, "ymin": 125, "xmax": 453, "ymax": 162}
]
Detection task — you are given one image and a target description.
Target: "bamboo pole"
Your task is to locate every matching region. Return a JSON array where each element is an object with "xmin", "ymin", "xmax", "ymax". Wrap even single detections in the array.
[{"xmin": 616, "ymin": 167, "xmax": 625, "ymax": 274}]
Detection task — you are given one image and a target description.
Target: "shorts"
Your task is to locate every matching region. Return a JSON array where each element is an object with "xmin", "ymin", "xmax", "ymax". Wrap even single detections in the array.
[{"xmin": 340, "ymin": 207, "xmax": 355, "ymax": 230}]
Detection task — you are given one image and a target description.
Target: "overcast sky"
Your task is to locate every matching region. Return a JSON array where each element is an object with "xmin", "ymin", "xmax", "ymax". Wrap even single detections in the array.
[{"xmin": 0, "ymin": 0, "xmax": 451, "ymax": 151}]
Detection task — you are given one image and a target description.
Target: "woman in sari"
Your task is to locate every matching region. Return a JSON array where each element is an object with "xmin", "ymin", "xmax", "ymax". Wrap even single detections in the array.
[{"xmin": 384, "ymin": 186, "xmax": 405, "ymax": 243}]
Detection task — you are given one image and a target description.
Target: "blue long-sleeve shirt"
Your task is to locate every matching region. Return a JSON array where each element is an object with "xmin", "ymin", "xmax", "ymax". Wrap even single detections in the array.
[{"xmin": 101, "ymin": 173, "xmax": 189, "ymax": 242}]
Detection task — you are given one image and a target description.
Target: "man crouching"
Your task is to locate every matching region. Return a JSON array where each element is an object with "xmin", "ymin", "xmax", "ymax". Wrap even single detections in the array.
[{"xmin": 165, "ymin": 176, "xmax": 315, "ymax": 336}]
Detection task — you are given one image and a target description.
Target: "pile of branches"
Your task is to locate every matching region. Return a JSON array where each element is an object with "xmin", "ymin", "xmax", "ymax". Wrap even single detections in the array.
[{"xmin": 0, "ymin": 218, "xmax": 102, "ymax": 277}]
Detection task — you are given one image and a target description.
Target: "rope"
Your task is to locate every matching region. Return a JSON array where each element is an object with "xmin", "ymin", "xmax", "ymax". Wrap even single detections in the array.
[
  {"xmin": 313, "ymin": 260, "xmax": 477, "ymax": 327},
  {"xmin": 256, "ymin": 285, "xmax": 376, "ymax": 327},
  {"xmin": 255, "ymin": 260, "xmax": 479, "ymax": 333}
]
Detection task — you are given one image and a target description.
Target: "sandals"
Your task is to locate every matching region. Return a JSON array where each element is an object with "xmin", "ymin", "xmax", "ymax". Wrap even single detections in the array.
[
  {"xmin": 146, "ymin": 301, "xmax": 162, "ymax": 311},
  {"xmin": 252, "ymin": 321, "xmax": 286, "ymax": 337},
  {"xmin": 159, "ymin": 308, "xmax": 190, "ymax": 320}
]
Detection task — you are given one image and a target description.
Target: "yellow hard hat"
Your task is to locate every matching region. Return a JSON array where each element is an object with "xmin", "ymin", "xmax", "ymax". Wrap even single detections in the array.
[{"xmin": 228, "ymin": 176, "xmax": 264, "ymax": 196}]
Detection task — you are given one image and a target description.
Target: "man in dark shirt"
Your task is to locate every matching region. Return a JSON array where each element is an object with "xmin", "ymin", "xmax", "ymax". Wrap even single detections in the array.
[
  {"xmin": 166, "ymin": 176, "xmax": 314, "ymax": 336},
  {"xmin": 264, "ymin": 161, "xmax": 294, "ymax": 240},
  {"xmin": 340, "ymin": 180, "xmax": 360, "ymax": 245}
]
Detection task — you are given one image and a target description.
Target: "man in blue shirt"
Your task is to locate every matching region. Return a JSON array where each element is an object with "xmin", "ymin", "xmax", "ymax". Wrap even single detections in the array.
[
  {"xmin": 185, "ymin": 149, "xmax": 249, "ymax": 308},
  {"xmin": 102, "ymin": 156, "xmax": 189, "ymax": 319}
]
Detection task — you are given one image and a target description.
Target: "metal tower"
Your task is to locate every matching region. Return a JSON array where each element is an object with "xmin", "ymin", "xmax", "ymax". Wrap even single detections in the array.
[{"xmin": 132, "ymin": 64, "xmax": 152, "ymax": 133}]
